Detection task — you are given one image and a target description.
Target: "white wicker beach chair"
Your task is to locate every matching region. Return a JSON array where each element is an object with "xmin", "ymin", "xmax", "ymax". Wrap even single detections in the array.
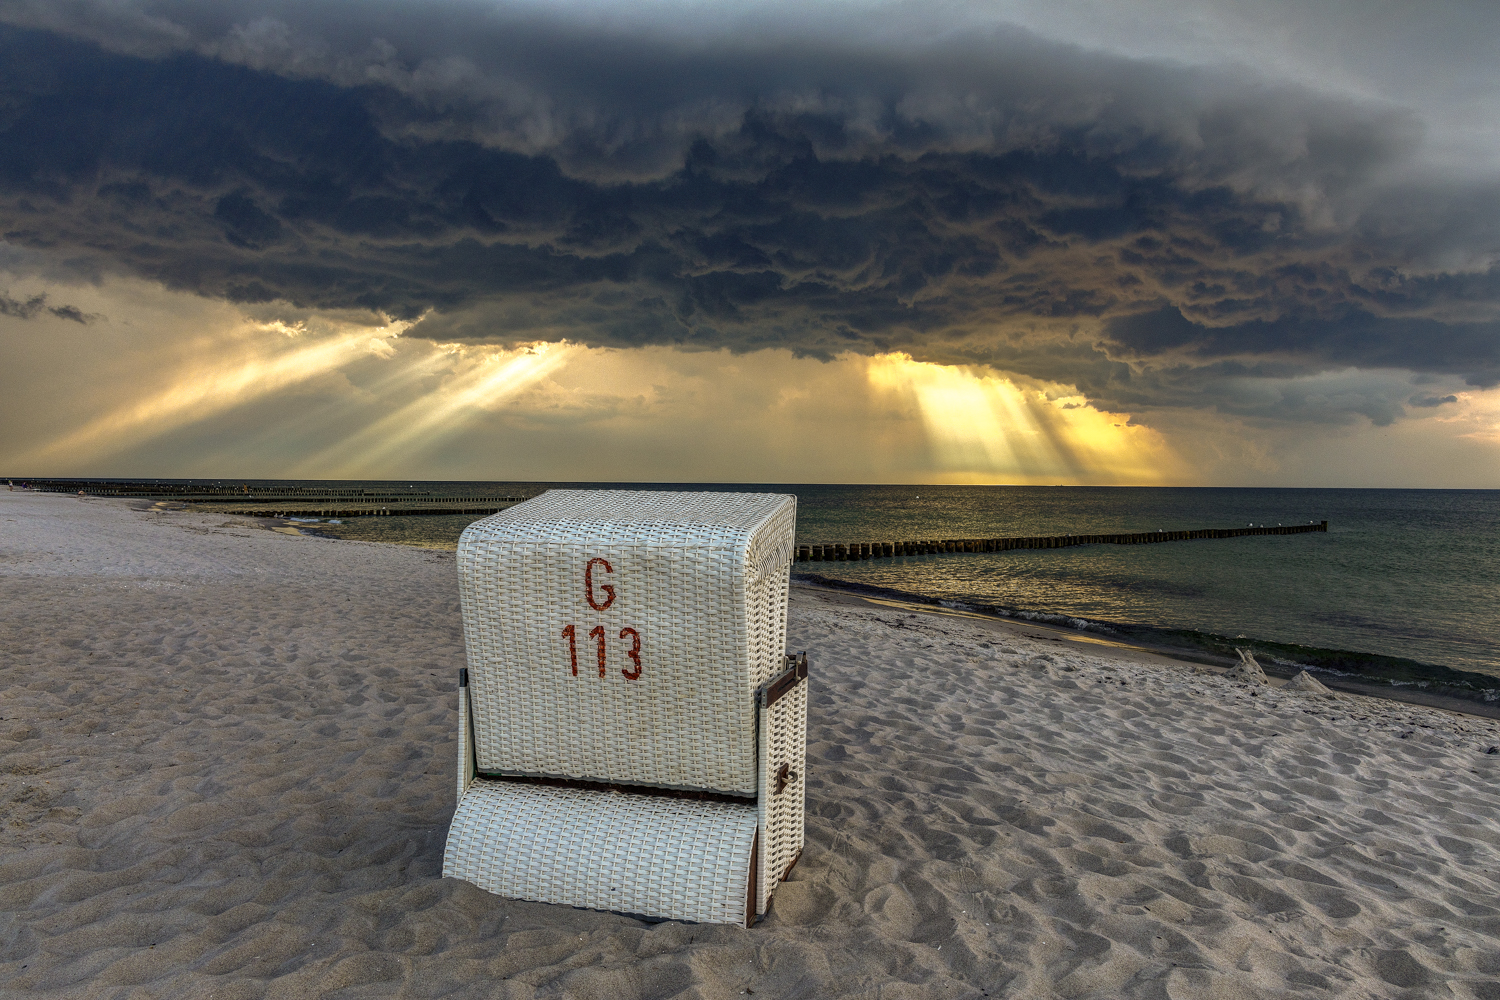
[{"xmin": 443, "ymin": 490, "xmax": 807, "ymax": 926}]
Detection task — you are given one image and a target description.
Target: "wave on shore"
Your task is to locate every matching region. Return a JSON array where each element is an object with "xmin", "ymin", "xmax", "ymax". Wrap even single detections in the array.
[{"xmin": 794, "ymin": 572, "xmax": 1500, "ymax": 711}]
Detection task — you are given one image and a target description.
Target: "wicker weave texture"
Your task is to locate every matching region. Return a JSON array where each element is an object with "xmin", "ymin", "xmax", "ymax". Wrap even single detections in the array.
[
  {"xmin": 444, "ymin": 780, "xmax": 759, "ymax": 926},
  {"xmin": 458, "ymin": 490, "xmax": 796, "ymax": 794},
  {"xmin": 757, "ymin": 680, "xmax": 808, "ymax": 913}
]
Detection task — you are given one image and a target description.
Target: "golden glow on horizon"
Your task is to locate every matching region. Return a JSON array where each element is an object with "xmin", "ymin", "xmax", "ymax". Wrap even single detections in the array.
[
  {"xmin": 1449, "ymin": 390, "xmax": 1500, "ymax": 445},
  {"xmin": 864, "ymin": 353, "xmax": 1183, "ymax": 485},
  {"xmin": 10, "ymin": 276, "xmax": 1496, "ymax": 487},
  {"xmin": 12, "ymin": 322, "xmax": 1183, "ymax": 484},
  {"xmin": 16, "ymin": 319, "xmax": 410, "ymax": 468},
  {"xmin": 289, "ymin": 342, "xmax": 575, "ymax": 477}
]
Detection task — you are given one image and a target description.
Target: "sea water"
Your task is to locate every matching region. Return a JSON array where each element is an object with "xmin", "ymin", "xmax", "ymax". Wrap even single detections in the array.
[
  {"xmin": 787, "ymin": 486, "xmax": 1499, "ymax": 688},
  {"xmin": 112, "ymin": 480, "xmax": 1500, "ymax": 687}
]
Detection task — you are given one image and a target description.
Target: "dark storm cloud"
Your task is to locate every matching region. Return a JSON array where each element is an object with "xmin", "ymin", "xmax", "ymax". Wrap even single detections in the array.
[
  {"xmin": 0, "ymin": 292, "xmax": 48, "ymax": 319},
  {"xmin": 1104, "ymin": 306, "xmax": 1500, "ymax": 388},
  {"xmin": 1, "ymin": 1, "xmax": 1496, "ymax": 424},
  {"xmin": 0, "ymin": 289, "xmax": 94, "ymax": 322}
]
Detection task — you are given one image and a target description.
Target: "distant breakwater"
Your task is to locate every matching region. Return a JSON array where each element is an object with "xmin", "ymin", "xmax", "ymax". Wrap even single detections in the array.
[
  {"xmin": 796, "ymin": 521, "xmax": 1328, "ymax": 562},
  {"xmin": 16, "ymin": 479, "xmax": 454, "ymax": 500},
  {"xmin": 14, "ymin": 479, "xmax": 527, "ymax": 517},
  {"xmin": 188, "ymin": 501, "xmax": 523, "ymax": 518}
]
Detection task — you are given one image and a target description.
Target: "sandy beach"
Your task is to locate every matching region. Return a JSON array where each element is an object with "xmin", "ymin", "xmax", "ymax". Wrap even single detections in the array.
[{"xmin": 3, "ymin": 489, "xmax": 1499, "ymax": 1000}]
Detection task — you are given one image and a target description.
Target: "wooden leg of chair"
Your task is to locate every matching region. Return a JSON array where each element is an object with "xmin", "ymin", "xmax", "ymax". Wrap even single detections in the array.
[
  {"xmin": 458, "ymin": 668, "xmax": 475, "ymax": 801},
  {"xmin": 745, "ymin": 829, "xmax": 759, "ymax": 928}
]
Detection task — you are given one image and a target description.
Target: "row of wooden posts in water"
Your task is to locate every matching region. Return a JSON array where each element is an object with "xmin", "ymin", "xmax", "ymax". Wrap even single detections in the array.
[
  {"xmin": 190, "ymin": 500, "xmax": 524, "ymax": 518},
  {"xmin": 23, "ymin": 478, "xmax": 529, "ymax": 509},
  {"xmin": 23, "ymin": 480, "xmax": 449, "ymax": 499},
  {"xmin": 795, "ymin": 520, "xmax": 1328, "ymax": 562}
]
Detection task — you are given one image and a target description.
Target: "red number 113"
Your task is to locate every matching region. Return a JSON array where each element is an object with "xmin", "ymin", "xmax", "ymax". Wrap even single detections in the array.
[{"xmin": 559, "ymin": 624, "xmax": 642, "ymax": 681}]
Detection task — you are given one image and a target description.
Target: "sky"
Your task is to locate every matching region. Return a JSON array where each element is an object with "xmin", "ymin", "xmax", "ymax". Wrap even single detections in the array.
[{"xmin": 2, "ymin": 0, "xmax": 1499, "ymax": 485}]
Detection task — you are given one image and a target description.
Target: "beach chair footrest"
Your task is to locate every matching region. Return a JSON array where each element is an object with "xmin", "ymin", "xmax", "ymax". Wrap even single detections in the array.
[{"xmin": 444, "ymin": 779, "xmax": 760, "ymax": 926}]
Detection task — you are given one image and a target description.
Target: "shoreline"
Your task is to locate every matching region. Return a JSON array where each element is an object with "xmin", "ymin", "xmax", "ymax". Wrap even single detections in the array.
[
  {"xmin": 114, "ymin": 495, "xmax": 1500, "ymax": 721},
  {"xmin": 20, "ymin": 483, "xmax": 1494, "ymax": 694},
  {"xmin": 793, "ymin": 571, "xmax": 1500, "ymax": 722},
  {"xmin": 40, "ymin": 492, "xmax": 1500, "ymax": 720}
]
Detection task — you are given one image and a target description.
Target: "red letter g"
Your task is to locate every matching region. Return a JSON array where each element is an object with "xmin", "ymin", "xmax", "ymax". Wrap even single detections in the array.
[{"xmin": 585, "ymin": 557, "xmax": 615, "ymax": 611}]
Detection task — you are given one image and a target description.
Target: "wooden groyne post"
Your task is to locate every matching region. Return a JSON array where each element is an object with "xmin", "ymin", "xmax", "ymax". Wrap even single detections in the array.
[
  {"xmin": 795, "ymin": 521, "xmax": 1327, "ymax": 562},
  {"xmin": 20, "ymin": 479, "xmax": 530, "ymax": 517},
  {"xmin": 236, "ymin": 504, "xmax": 521, "ymax": 518}
]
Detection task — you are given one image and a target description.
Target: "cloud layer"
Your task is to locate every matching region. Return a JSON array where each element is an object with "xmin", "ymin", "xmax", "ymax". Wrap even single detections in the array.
[
  {"xmin": 0, "ymin": 289, "xmax": 93, "ymax": 323},
  {"xmin": 2, "ymin": 0, "xmax": 1497, "ymax": 429}
]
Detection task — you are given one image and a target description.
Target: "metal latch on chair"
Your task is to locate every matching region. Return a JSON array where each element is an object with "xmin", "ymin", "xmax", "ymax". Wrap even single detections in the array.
[{"xmin": 761, "ymin": 651, "xmax": 809, "ymax": 708}]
